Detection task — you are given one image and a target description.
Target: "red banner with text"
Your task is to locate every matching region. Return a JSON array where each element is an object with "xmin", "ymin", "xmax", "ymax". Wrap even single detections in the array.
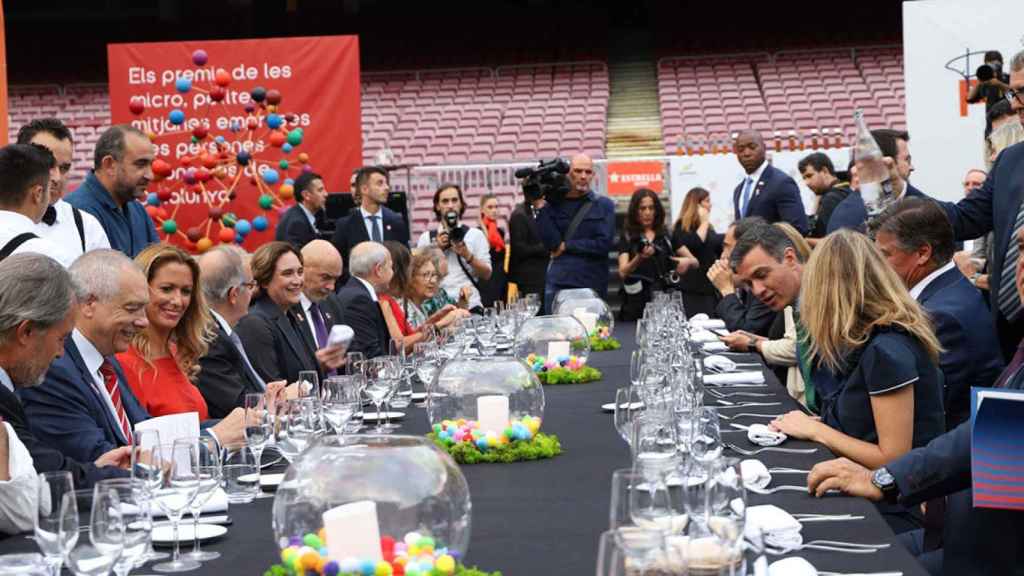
[
  {"xmin": 605, "ymin": 160, "xmax": 665, "ymax": 196},
  {"xmin": 108, "ymin": 35, "xmax": 361, "ymax": 251}
]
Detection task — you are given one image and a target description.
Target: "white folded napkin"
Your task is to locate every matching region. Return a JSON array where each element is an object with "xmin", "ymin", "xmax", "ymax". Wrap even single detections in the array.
[
  {"xmin": 747, "ymin": 423, "xmax": 787, "ymax": 446},
  {"xmin": 328, "ymin": 324, "xmax": 354, "ymax": 348},
  {"xmin": 151, "ymin": 488, "xmax": 229, "ymax": 518},
  {"xmin": 745, "ymin": 504, "xmax": 802, "ymax": 541},
  {"xmin": 689, "ymin": 315, "xmax": 726, "ymax": 330},
  {"xmin": 702, "ymin": 371, "xmax": 765, "ymax": 386},
  {"xmin": 689, "ymin": 329, "xmax": 721, "ymax": 343},
  {"xmin": 740, "ymin": 459, "xmax": 772, "ymax": 489},
  {"xmin": 701, "ymin": 341, "xmax": 729, "ymax": 353},
  {"xmin": 768, "ymin": 557, "xmax": 817, "ymax": 576},
  {"xmin": 703, "ymin": 355, "xmax": 737, "ymax": 372}
]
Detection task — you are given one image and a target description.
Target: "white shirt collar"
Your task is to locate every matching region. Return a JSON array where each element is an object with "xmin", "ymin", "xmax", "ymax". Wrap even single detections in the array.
[
  {"xmin": 0, "ymin": 366, "xmax": 13, "ymax": 393},
  {"xmin": 909, "ymin": 261, "xmax": 957, "ymax": 301},
  {"xmin": 360, "ymin": 206, "xmax": 381, "ymax": 218},
  {"xmin": 354, "ymin": 275, "xmax": 379, "ymax": 302},
  {"xmin": 299, "ymin": 292, "xmax": 314, "ymax": 313},
  {"xmin": 71, "ymin": 328, "xmax": 106, "ymax": 378},
  {"xmin": 210, "ymin": 309, "xmax": 233, "ymax": 337},
  {"xmin": 298, "ymin": 203, "xmax": 316, "ymax": 227},
  {"xmin": 745, "ymin": 160, "xmax": 769, "ymax": 186}
]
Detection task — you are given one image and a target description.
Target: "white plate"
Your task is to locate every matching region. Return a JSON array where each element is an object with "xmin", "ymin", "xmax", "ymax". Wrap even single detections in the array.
[
  {"xmin": 357, "ymin": 411, "xmax": 405, "ymax": 422},
  {"xmin": 601, "ymin": 402, "xmax": 644, "ymax": 413},
  {"xmin": 260, "ymin": 473, "xmax": 284, "ymax": 488},
  {"xmin": 152, "ymin": 523, "xmax": 227, "ymax": 546}
]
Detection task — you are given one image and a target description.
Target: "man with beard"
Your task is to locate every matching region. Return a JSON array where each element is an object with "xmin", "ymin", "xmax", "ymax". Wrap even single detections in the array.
[{"xmin": 66, "ymin": 125, "xmax": 158, "ymax": 257}]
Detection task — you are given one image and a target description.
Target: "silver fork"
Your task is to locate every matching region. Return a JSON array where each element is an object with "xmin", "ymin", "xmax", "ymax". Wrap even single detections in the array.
[
  {"xmin": 766, "ymin": 540, "xmax": 890, "ymax": 555},
  {"xmin": 706, "ymin": 389, "xmax": 775, "ymax": 399},
  {"xmin": 745, "ymin": 484, "xmax": 810, "ymax": 495},
  {"xmin": 769, "ymin": 467, "xmax": 811, "ymax": 474},
  {"xmin": 717, "ymin": 412, "xmax": 782, "ymax": 421},
  {"xmin": 716, "ymin": 401, "xmax": 782, "ymax": 409},
  {"xmin": 727, "ymin": 443, "xmax": 818, "ymax": 455}
]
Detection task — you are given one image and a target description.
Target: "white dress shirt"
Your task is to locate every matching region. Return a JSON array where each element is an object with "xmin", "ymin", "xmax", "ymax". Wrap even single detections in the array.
[
  {"xmin": 34, "ymin": 200, "xmax": 111, "ymax": 265},
  {"xmin": 415, "ymin": 225, "xmax": 491, "ymax": 309},
  {"xmin": 299, "ymin": 203, "xmax": 317, "ymax": 231},
  {"xmin": 739, "ymin": 161, "xmax": 769, "ymax": 216},
  {"xmin": 360, "ymin": 207, "xmax": 383, "ymax": 241},
  {"xmin": 354, "ymin": 275, "xmax": 380, "ymax": 302},
  {"xmin": 210, "ymin": 310, "xmax": 266, "ymax": 391},
  {"xmin": 909, "ymin": 261, "xmax": 957, "ymax": 301},
  {"xmin": 0, "ymin": 420, "xmax": 37, "ymax": 535},
  {"xmin": 0, "ymin": 210, "xmax": 73, "ymax": 267},
  {"xmin": 299, "ymin": 293, "xmax": 323, "ymax": 347},
  {"xmin": 0, "ymin": 366, "xmax": 12, "ymax": 393},
  {"xmin": 71, "ymin": 329, "xmax": 127, "ymax": 442}
]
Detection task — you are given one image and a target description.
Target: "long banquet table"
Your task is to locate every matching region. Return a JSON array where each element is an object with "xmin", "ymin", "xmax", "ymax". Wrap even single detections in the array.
[{"xmin": 0, "ymin": 321, "xmax": 927, "ymax": 575}]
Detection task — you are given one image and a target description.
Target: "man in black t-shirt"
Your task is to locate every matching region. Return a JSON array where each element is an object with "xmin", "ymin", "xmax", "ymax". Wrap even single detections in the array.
[{"xmin": 798, "ymin": 152, "xmax": 850, "ymax": 239}]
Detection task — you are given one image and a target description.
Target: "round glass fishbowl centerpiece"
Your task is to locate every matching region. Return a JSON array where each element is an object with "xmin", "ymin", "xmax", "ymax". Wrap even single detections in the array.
[
  {"xmin": 272, "ymin": 435, "xmax": 471, "ymax": 572},
  {"xmin": 552, "ymin": 287, "xmax": 599, "ymax": 311},
  {"xmin": 554, "ymin": 296, "xmax": 615, "ymax": 340},
  {"xmin": 427, "ymin": 356, "xmax": 544, "ymax": 444},
  {"xmin": 514, "ymin": 314, "xmax": 591, "ymax": 367}
]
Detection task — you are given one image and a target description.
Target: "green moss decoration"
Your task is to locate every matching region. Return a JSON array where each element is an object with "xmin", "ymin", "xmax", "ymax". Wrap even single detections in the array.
[
  {"xmin": 428, "ymin": 431, "xmax": 562, "ymax": 464},
  {"xmin": 589, "ymin": 335, "xmax": 621, "ymax": 351},
  {"xmin": 536, "ymin": 365, "xmax": 602, "ymax": 385},
  {"xmin": 264, "ymin": 564, "xmax": 502, "ymax": 576}
]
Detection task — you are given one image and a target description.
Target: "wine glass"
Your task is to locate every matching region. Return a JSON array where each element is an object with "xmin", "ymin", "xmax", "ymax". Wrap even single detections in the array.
[
  {"xmin": 344, "ymin": 352, "xmax": 365, "ymax": 376},
  {"xmin": 95, "ymin": 479, "xmax": 148, "ymax": 576},
  {"xmin": 613, "ymin": 387, "xmax": 642, "ymax": 447},
  {"xmin": 130, "ymin": 431, "xmax": 167, "ymax": 564},
  {"xmin": 388, "ymin": 342, "xmax": 414, "ymax": 412},
  {"xmin": 608, "ymin": 469, "xmax": 667, "ymax": 576},
  {"xmin": 321, "ymin": 376, "xmax": 360, "ymax": 434},
  {"xmin": 363, "ymin": 358, "xmax": 397, "ymax": 434},
  {"xmin": 150, "ymin": 440, "xmax": 200, "ymax": 573},
  {"xmin": 276, "ymin": 398, "xmax": 318, "ymax": 462},
  {"xmin": 413, "ymin": 342, "xmax": 439, "ymax": 391},
  {"xmin": 64, "ymin": 483, "xmax": 124, "ymax": 576},
  {"xmin": 34, "ymin": 471, "xmax": 78, "ymax": 576},
  {"xmin": 182, "ymin": 437, "xmax": 221, "ymax": 562},
  {"xmin": 632, "ymin": 412, "xmax": 679, "ymax": 489},
  {"xmin": 690, "ymin": 407, "xmax": 723, "ymax": 465},
  {"xmin": 630, "ymin": 349, "xmax": 645, "ymax": 388},
  {"xmin": 296, "ymin": 370, "xmax": 319, "ymax": 399},
  {"xmin": 243, "ymin": 392, "xmax": 273, "ymax": 487}
]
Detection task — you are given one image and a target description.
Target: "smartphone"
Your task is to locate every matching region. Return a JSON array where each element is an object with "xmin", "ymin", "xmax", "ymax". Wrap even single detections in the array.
[{"xmin": 710, "ymin": 328, "xmax": 730, "ymax": 337}]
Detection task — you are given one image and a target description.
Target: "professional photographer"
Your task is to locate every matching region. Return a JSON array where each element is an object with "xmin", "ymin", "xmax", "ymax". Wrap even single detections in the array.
[
  {"xmin": 415, "ymin": 183, "xmax": 492, "ymax": 313},
  {"xmin": 530, "ymin": 154, "xmax": 616, "ymax": 313},
  {"xmin": 968, "ymin": 50, "xmax": 1010, "ymax": 130},
  {"xmin": 618, "ymin": 188, "xmax": 697, "ymax": 321}
]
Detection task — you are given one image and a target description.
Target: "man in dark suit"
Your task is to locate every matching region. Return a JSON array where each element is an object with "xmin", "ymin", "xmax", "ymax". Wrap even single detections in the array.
[
  {"xmin": 20, "ymin": 249, "xmax": 247, "ymax": 462},
  {"xmin": 827, "ymin": 129, "xmax": 927, "ymax": 234},
  {"xmin": 508, "ymin": 195, "xmax": 549, "ymax": 299},
  {"xmin": 197, "ymin": 246, "xmax": 275, "ymax": 418},
  {"xmin": 330, "ymin": 166, "xmax": 409, "ymax": 284},
  {"xmin": 335, "ymin": 241, "xmax": 393, "ymax": 359},
  {"xmin": 275, "ymin": 171, "xmax": 327, "ymax": 249},
  {"xmin": 875, "ymin": 198, "xmax": 1004, "ymax": 428},
  {"xmin": 731, "ymin": 130, "xmax": 809, "ymax": 235},
  {"xmin": 808, "ymin": 226, "xmax": 1024, "ymax": 576},
  {"xmin": 0, "ymin": 253, "xmax": 130, "ymax": 489},
  {"xmin": 297, "ymin": 240, "xmax": 345, "ymax": 364},
  {"xmin": 707, "ymin": 219, "xmax": 778, "ymax": 337}
]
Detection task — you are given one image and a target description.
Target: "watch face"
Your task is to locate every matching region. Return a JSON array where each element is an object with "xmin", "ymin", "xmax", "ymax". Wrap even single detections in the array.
[{"xmin": 873, "ymin": 467, "xmax": 895, "ymax": 488}]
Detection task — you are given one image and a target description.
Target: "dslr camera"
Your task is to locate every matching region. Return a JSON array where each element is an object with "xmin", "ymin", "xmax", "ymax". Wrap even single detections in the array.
[
  {"xmin": 516, "ymin": 158, "xmax": 572, "ymax": 204},
  {"xmin": 443, "ymin": 210, "xmax": 469, "ymax": 243}
]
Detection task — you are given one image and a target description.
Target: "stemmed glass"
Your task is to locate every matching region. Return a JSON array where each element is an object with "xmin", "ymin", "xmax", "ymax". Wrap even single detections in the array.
[
  {"xmin": 388, "ymin": 342, "xmax": 414, "ymax": 414},
  {"xmin": 608, "ymin": 468, "xmax": 668, "ymax": 576},
  {"xmin": 295, "ymin": 370, "xmax": 319, "ymax": 400},
  {"xmin": 130, "ymin": 430, "xmax": 167, "ymax": 563},
  {"xmin": 64, "ymin": 483, "xmax": 124, "ymax": 576},
  {"xmin": 276, "ymin": 398, "xmax": 319, "ymax": 462},
  {"xmin": 613, "ymin": 387, "xmax": 643, "ymax": 447},
  {"xmin": 321, "ymin": 376, "xmax": 360, "ymax": 434},
  {"xmin": 34, "ymin": 471, "xmax": 78, "ymax": 576},
  {"xmin": 630, "ymin": 349, "xmax": 645, "ymax": 388},
  {"xmin": 690, "ymin": 407, "xmax": 723, "ymax": 465},
  {"xmin": 413, "ymin": 342, "xmax": 439, "ymax": 392},
  {"xmin": 150, "ymin": 440, "xmax": 200, "ymax": 573},
  {"xmin": 363, "ymin": 358, "xmax": 398, "ymax": 434},
  {"xmin": 182, "ymin": 437, "xmax": 221, "ymax": 562},
  {"xmin": 243, "ymin": 393, "xmax": 273, "ymax": 487},
  {"xmin": 96, "ymin": 479, "xmax": 149, "ymax": 576}
]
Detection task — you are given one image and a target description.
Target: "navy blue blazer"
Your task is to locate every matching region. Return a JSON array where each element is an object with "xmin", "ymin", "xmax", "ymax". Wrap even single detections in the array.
[
  {"xmin": 19, "ymin": 338, "xmax": 149, "ymax": 463},
  {"xmin": 825, "ymin": 184, "xmax": 927, "ymax": 234},
  {"xmin": 917, "ymin": 266, "xmax": 1004, "ymax": 429},
  {"xmin": 330, "ymin": 207, "xmax": 409, "ymax": 284},
  {"xmin": 274, "ymin": 204, "xmax": 323, "ymax": 249},
  {"xmin": 887, "ymin": 358, "xmax": 1024, "ymax": 576},
  {"xmin": 732, "ymin": 164, "xmax": 809, "ymax": 235},
  {"xmin": 234, "ymin": 296, "xmax": 320, "ymax": 384},
  {"xmin": 335, "ymin": 277, "xmax": 390, "ymax": 359},
  {"xmin": 65, "ymin": 172, "xmax": 158, "ymax": 257}
]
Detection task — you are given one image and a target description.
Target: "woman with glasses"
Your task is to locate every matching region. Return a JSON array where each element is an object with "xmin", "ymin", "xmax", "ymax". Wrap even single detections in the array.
[{"xmin": 401, "ymin": 248, "xmax": 470, "ymax": 330}]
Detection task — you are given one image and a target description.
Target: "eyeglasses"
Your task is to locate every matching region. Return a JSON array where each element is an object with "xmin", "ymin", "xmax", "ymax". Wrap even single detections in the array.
[
  {"xmin": 1005, "ymin": 88, "xmax": 1024, "ymax": 105},
  {"xmin": 416, "ymin": 271, "xmax": 440, "ymax": 281}
]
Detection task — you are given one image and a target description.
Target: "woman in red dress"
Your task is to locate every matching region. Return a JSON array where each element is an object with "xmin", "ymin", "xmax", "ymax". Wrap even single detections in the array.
[{"xmin": 117, "ymin": 243, "xmax": 214, "ymax": 419}]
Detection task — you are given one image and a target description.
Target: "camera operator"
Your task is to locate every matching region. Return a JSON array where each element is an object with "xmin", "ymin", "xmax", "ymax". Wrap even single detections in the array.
[
  {"xmin": 415, "ymin": 183, "xmax": 491, "ymax": 313},
  {"xmin": 534, "ymin": 154, "xmax": 616, "ymax": 313},
  {"xmin": 968, "ymin": 50, "xmax": 1011, "ymax": 130},
  {"xmin": 617, "ymin": 188, "xmax": 697, "ymax": 321}
]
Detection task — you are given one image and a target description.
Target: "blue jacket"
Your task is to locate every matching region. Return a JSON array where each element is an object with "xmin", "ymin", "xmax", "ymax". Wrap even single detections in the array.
[
  {"xmin": 537, "ymin": 191, "xmax": 616, "ymax": 294},
  {"xmin": 66, "ymin": 172, "xmax": 158, "ymax": 257},
  {"xmin": 917, "ymin": 266, "xmax": 1004, "ymax": 429},
  {"xmin": 826, "ymin": 184, "xmax": 927, "ymax": 234},
  {"xmin": 732, "ymin": 164, "xmax": 809, "ymax": 235},
  {"xmin": 18, "ymin": 338, "xmax": 149, "ymax": 463}
]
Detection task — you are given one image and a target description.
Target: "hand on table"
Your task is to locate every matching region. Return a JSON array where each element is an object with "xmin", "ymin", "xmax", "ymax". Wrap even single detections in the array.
[
  {"xmin": 209, "ymin": 408, "xmax": 246, "ymax": 447},
  {"xmin": 95, "ymin": 446, "xmax": 133, "ymax": 469},
  {"xmin": 720, "ymin": 330, "xmax": 759, "ymax": 352},
  {"xmin": 769, "ymin": 410, "xmax": 823, "ymax": 440},
  {"xmin": 807, "ymin": 457, "xmax": 883, "ymax": 500}
]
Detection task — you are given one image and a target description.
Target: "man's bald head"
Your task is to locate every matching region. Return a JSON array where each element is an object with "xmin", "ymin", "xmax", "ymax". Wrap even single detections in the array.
[
  {"xmin": 198, "ymin": 245, "xmax": 252, "ymax": 325},
  {"xmin": 734, "ymin": 130, "xmax": 767, "ymax": 175},
  {"xmin": 302, "ymin": 240, "xmax": 343, "ymax": 302},
  {"xmin": 569, "ymin": 153, "xmax": 595, "ymax": 195}
]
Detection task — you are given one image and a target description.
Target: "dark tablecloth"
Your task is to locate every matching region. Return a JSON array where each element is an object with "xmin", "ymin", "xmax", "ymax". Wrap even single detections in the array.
[{"xmin": 0, "ymin": 321, "xmax": 927, "ymax": 575}]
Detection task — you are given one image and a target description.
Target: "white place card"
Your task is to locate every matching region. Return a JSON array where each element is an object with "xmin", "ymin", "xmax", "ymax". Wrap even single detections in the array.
[
  {"xmin": 547, "ymin": 340, "xmax": 571, "ymax": 359},
  {"xmin": 573, "ymin": 309, "xmax": 598, "ymax": 333},
  {"xmin": 323, "ymin": 500, "xmax": 383, "ymax": 562},
  {"xmin": 477, "ymin": 395, "xmax": 509, "ymax": 433}
]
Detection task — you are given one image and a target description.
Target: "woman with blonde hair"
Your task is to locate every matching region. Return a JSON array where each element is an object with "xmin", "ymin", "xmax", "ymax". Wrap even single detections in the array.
[
  {"xmin": 117, "ymin": 243, "xmax": 215, "ymax": 419},
  {"xmin": 770, "ymin": 229, "xmax": 945, "ymax": 533},
  {"xmin": 670, "ymin": 187, "xmax": 723, "ymax": 317}
]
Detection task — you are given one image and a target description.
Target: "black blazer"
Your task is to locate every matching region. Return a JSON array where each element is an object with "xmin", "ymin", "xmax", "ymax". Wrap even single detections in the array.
[
  {"xmin": 234, "ymin": 296, "xmax": 320, "ymax": 384},
  {"xmin": 330, "ymin": 207, "xmax": 409, "ymax": 282},
  {"xmin": 292, "ymin": 295, "xmax": 345, "ymax": 368},
  {"xmin": 0, "ymin": 384, "xmax": 127, "ymax": 489},
  {"xmin": 335, "ymin": 277, "xmax": 390, "ymax": 359},
  {"xmin": 714, "ymin": 288, "xmax": 779, "ymax": 337},
  {"xmin": 508, "ymin": 202, "xmax": 548, "ymax": 293},
  {"xmin": 275, "ymin": 204, "xmax": 322, "ymax": 249},
  {"xmin": 197, "ymin": 323, "xmax": 267, "ymax": 418},
  {"xmin": 732, "ymin": 164, "xmax": 809, "ymax": 235}
]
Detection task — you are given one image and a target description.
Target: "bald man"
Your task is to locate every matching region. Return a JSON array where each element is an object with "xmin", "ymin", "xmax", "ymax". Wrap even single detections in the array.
[
  {"xmin": 298, "ymin": 240, "xmax": 345, "ymax": 354},
  {"xmin": 732, "ymin": 131, "xmax": 809, "ymax": 235},
  {"xmin": 535, "ymin": 153, "xmax": 617, "ymax": 312}
]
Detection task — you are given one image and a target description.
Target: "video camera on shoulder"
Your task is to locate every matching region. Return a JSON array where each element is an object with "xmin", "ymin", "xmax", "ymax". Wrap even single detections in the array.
[
  {"xmin": 443, "ymin": 210, "xmax": 469, "ymax": 243},
  {"xmin": 516, "ymin": 158, "xmax": 571, "ymax": 204}
]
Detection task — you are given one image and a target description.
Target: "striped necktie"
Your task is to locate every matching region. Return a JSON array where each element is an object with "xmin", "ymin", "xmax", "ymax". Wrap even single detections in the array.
[
  {"xmin": 99, "ymin": 360, "xmax": 133, "ymax": 445},
  {"xmin": 997, "ymin": 204, "xmax": 1024, "ymax": 323}
]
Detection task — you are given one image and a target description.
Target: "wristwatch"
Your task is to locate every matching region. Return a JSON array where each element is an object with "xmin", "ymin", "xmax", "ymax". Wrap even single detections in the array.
[
  {"xmin": 871, "ymin": 467, "xmax": 899, "ymax": 503},
  {"xmin": 970, "ymin": 272, "xmax": 981, "ymax": 285}
]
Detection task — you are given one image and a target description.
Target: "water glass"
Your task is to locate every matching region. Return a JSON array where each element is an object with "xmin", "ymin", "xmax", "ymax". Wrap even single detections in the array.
[
  {"xmin": 364, "ymin": 358, "xmax": 398, "ymax": 433},
  {"xmin": 321, "ymin": 376, "xmax": 360, "ymax": 434},
  {"xmin": 150, "ymin": 441, "xmax": 199, "ymax": 573},
  {"xmin": 344, "ymin": 352, "xmax": 365, "ymax": 376},
  {"xmin": 222, "ymin": 445, "xmax": 259, "ymax": 504},
  {"xmin": 64, "ymin": 481, "xmax": 125, "ymax": 576},
  {"xmin": 182, "ymin": 437, "xmax": 221, "ymax": 562},
  {"xmin": 691, "ymin": 407, "xmax": 723, "ymax": 464},
  {"xmin": 130, "ymin": 432, "xmax": 167, "ymax": 564},
  {"xmin": 613, "ymin": 387, "xmax": 642, "ymax": 447},
  {"xmin": 631, "ymin": 413, "xmax": 679, "ymax": 485},
  {"xmin": 295, "ymin": 370, "xmax": 319, "ymax": 399},
  {"xmin": 0, "ymin": 553, "xmax": 49, "ymax": 575},
  {"xmin": 276, "ymin": 398, "xmax": 319, "ymax": 461},
  {"xmin": 35, "ymin": 471, "xmax": 78, "ymax": 576},
  {"xmin": 94, "ymin": 480, "xmax": 148, "ymax": 576},
  {"xmin": 243, "ymin": 393, "xmax": 273, "ymax": 485}
]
